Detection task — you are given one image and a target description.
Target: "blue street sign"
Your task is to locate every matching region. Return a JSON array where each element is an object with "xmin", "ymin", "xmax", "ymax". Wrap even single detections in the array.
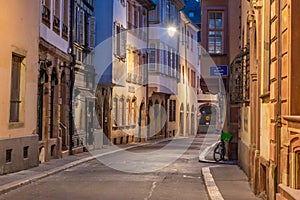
[{"xmin": 210, "ymin": 65, "xmax": 228, "ymax": 76}]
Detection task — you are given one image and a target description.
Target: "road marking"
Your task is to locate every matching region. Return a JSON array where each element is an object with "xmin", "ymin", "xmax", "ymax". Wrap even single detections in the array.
[
  {"xmin": 202, "ymin": 166, "xmax": 224, "ymax": 200},
  {"xmin": 144, "ymin": 181, "xmax": 157, "ymax": 200},
  {"xmin": 183, "ymin": 175, "xmax": 201, "ymax": 179},
  {"xmin": 199, "ymin": 141, "xmax": 218, "ymax": 161}
]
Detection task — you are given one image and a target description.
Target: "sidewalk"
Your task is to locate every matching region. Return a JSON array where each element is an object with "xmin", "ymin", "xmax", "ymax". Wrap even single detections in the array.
[{"xmin": 199, "ymin": 141, "xmax": 261, "ymax": 200}]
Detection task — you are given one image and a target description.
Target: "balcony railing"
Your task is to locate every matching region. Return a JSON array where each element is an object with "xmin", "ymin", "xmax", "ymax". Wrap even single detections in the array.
[
  {"xmin": 42, "ymin": 5, "xmax": 50, "ymax": 27},
  {"xmin": 127, "ymin": 72, "xmax": 145, "ymax": 85}
]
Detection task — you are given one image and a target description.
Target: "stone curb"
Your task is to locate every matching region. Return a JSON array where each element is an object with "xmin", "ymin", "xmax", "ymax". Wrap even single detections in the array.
[
  {"xmin": 198, "ymin": 140, "xmax": 238, "ymax": 165},
  {"xmin": 202, "ymin": 166, "xmax": 224, "ymax": 200}
]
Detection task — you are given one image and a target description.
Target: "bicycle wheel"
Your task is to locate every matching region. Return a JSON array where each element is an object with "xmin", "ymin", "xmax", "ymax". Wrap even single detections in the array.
[{"xmin": 213, "ymin": 144, "xmax": 222, "ymax": 162}]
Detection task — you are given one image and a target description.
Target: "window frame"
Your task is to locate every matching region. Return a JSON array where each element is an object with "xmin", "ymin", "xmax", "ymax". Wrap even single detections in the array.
[
  {"xmin": 9, "ymin": 53, "xmax": 25, "ymax": 127},
  {"xmin": 169, "ymin": 100, "xmax": 176, "ymax": 122},
  {"xmin": 205, "ymin": 7, "xmax": 227, "ymax": 55}
]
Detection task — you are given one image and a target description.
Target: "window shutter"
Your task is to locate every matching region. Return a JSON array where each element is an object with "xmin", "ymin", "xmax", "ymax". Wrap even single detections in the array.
[
  {"xmin": 113, "ymin": 21, "xmax": 116, "ymax": 55},
  {"xmin": 120, "ymin": 25, "xmax": 126, "ymax": 59},
  {"xmin": 79, "ymin": 9, "xmax": 84, "ymax": 45},
  {"xmin": 88, "ymin": 16, "xmax": 96, "ymax": 49}
]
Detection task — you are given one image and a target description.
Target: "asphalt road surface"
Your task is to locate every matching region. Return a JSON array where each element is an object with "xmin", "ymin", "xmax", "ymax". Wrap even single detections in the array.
[{"xmin": 0, "ymin": 135, "xmax": 216, "ymax": 200}]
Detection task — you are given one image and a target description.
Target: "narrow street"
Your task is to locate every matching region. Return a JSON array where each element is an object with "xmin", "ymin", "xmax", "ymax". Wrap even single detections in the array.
[{"xmin": 0, "ymin": 135, "xmax": 218, "ymax": 200}]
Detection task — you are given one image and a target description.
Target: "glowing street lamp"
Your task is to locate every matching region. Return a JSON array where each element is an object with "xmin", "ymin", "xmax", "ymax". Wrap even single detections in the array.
[{"xmin": 167, "ymin": 26, "xmax": 176, "ymax": 37}]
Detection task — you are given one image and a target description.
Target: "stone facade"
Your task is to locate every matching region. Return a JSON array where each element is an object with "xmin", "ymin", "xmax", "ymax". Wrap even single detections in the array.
[
  {"xmin": 0, "ymin": 0, "xmax": 40, "ymax": 174},
  {"xmin": 38, "ymin": 0, "xmax": 83, "ymax": 163},
  {"xmin": 95, "ymin": 0, "xmax": 155, "ymax": 144},
  {"xmin": 201, "ymin": 0, "xmax": 240, "ymax": 157},
  {"xmin": 235, "ymin": 0, "xmax": 300, "ymax": 199}
]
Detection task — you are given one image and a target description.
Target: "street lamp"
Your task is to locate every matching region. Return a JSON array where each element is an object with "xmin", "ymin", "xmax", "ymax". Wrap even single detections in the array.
[{"xmin": 167, "ymin": 26, "xmax": 177, "ymax": 37}]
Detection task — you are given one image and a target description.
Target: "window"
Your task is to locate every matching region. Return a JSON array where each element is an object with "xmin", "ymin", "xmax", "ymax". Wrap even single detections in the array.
[
  {"xmin": 191, "ymin": 70, "xmax": 196, "ymax": 88},
  {"xmin": 10, "ymin": 54, "xmax": 23, "ymax": 123},
  {"xmin": 42, "ymin": 0, "xmax": 51, "ymax": 26},
  {"xmin": 126, "ymin": 99, "xmax": 130, "ymax": 126},
  {"xmin": 169, "ymin": 100, "xmax": 176, "ymax": 121},
  {"xmin": 127, "ymin": 2, "xmax": 132, "ymax": 29},
  {"xmin": 187, "ymin": 31, "xmax": 190, "ymax": 49},
  {"xmin": 208, "ymin": 11, "xmax": 224, "ymax": 54},
  {"xmin": 149, "ymin": 44, "xmax": 156, "ymax": 71},
  {"xmin": 6, "ymin": 149, "xmax": 12, "ymax": 163},
  {"xmin": 23, "ymin": 146, "xmax": 29, "ymax": 159},
  {"xmin": 113, "ymin": 98, "xmax": 118, "ymax": 126},
  {"xmin": 191, "ymin": 34, "xmax": 194, "ymax": 51},
  {"xmin": 53, "ymin": 0, "xmax": 61, "ymax": 34},
  {"xmin": 114, "ymin": 22, "xmax": 126, "ymax": 59},
  {"xmin": 88, "ymin": 16, "xmax": 96, "ymax": 49},
  {"xmin": 189, "ymin": 11, "xmax": 195, "ymax": 18},
  {"xmin": 120, "ymin": 98, "xmax": 125, "ymax": 126},
  {"xmin": 131, "ymin": 100, "xmax": 136, "ymax": 125}
]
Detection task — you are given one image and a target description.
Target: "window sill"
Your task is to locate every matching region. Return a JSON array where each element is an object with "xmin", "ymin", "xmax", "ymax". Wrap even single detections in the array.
[{"xmin": 9, "ymin": 122, "xmax": 24, "ymax": 129}]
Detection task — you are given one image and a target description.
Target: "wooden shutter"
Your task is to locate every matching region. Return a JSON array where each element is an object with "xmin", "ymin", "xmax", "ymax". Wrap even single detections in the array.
[{"xmin": 88, "ymin": 16, "xmax": 96, "ymax": 49}]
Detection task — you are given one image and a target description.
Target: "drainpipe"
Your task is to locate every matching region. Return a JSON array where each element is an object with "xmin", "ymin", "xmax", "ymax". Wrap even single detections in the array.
[
  {"xmin": 275, "ymin": 0, "xmax": 282, "ymax": 194},
  {"xmin": 185, "ymin": 20, "xmax": 190, "ymax": 136},
  {"xmin": 69, "ymin": 0, "xmax": 75, "ymax": 155}
]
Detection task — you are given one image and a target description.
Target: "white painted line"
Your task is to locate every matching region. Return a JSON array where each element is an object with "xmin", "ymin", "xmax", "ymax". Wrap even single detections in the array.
[
  {"xmin": 199, "ymin": 141, "xmax": 218, "ymax": 161},
  {"xmin": 144, "ymin": 181, "xmax": 157, "ymax": 200},
  {"xmin": 202, "ymin": 166, "xmax": 224, "ymax": 200}
]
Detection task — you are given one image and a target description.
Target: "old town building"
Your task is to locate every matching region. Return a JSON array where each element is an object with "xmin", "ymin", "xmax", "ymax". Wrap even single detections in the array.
[
  {"xmin": 233, "ymin": 0, "xmax": 300, "ymax": 199},
  {"xmin": 201, "ymin": 0, "xmax": 240, "ymax": 158},
  {"xmin": 148, "ymin": 0, "xmax": 185, "ymax": 138},
  {"xmin": 0, "ymin": 0, "xmax": 40, "ymax": 174},
  {"xmin": 178, "ymin": 11, "xmax": 200, "ymax": 137},
  {"xmin": 95, "ymin": 0, "xmax": 155, "ymax": 144},
  {"xmin": 72, "ymin": 0, "xmax": 97, "ymax": 150},
  {"xmin": 38, "ymin": 0, "xmax": 83, "ymax": 162}
]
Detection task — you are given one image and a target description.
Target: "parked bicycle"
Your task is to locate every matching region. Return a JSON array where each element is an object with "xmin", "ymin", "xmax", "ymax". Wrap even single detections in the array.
[{"xmin": 213, "ymin": 131, "xmax": 232, "ymax": 162}]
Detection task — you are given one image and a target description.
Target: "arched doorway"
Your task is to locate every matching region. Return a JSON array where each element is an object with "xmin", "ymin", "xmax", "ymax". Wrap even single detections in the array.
[
  {"xmin": 102, "ymin": 89, "xmax": 110, "ymax": 145},
  {"xmin": 138, "ymin": 102, "xmax": 145, "ymax": 141},
  {"xmin": 37, "ymin": 65, "xmax": 48, "ymax": 141},
  {"xmin": 50, "ymin": 68, "xmax": 58, "ymax": 139},
  {"xmin": 199, "ymin": 105, "xmax": 217, "ymax": 125},
  {"xmin": 60, "ymin": 71, "xmax": 68, "ymax": 150},
  {"xmin": 198, "ymin": 104, "xmax": 218, "ymax": 134}
]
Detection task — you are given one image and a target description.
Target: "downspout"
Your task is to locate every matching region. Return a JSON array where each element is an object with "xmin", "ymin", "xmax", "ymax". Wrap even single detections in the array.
[
  {"xmin": 69, "ymin": 0, "xmax": 75, "ymax": 155},
  {"xmin": 146, "ymin": 3, "xmax": 156, "ymax": 140},
  {"xmin": 185, "ymin": 20, "xmax": 190, "ymax": 136},
  {"xmin": 275, "ymin": 0, "xmax": 282, "ymax": 194}
]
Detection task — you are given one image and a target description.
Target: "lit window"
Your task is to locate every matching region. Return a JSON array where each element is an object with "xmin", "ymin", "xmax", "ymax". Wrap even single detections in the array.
[
  {"xmin": 189, "ymin": 11, "xmax": 195, "ymax": 18},
  {"xmin": 208, "ymin": 11, "xmax": 224, "ymax": 54}
]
